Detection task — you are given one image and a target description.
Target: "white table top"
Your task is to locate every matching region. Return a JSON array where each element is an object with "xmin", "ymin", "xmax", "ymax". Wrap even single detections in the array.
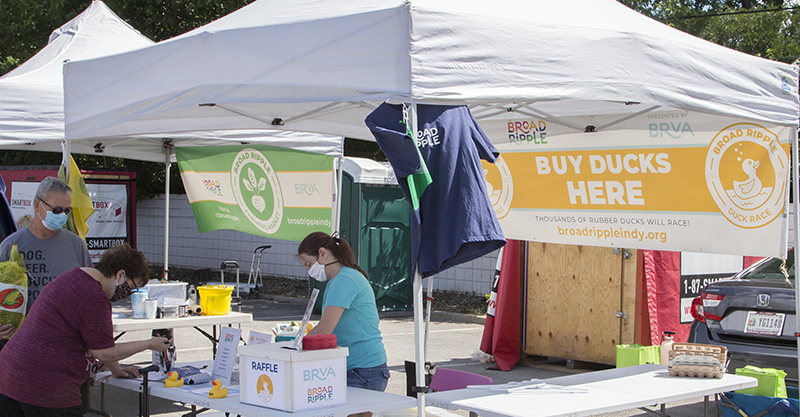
[
  {"xmin": 113, "ymin": 311, "xmax": 253, "ymax": 332},
  {"xmin": 425, "ymin": 364, "xmax": 758, "ymax": 417},
  {"xmin": 103, "ymin": 366, "xmax": 415, "ymax": 417}
]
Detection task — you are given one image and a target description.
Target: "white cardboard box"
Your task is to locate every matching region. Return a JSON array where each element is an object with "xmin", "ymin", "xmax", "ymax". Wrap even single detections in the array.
[{"xmin": 239, "ymin": 342, "xmax": 348, "ymax": 412}]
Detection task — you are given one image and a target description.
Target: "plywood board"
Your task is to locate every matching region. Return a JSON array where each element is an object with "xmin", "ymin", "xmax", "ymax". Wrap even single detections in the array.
[{"xmin": 525, "ymin": 242, "xmax": 637, "ymax": 365}]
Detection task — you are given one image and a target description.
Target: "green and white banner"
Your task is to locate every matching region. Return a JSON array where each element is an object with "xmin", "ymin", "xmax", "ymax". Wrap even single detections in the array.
[{"xmin": 176, "ymin": 145, "xmax": 335, "ymax": 241}]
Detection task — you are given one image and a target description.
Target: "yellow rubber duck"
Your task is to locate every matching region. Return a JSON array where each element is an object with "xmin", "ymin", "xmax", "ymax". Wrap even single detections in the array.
[
  {"xmin": 208, "ymin": 379, "xmax": 228, "ymax": 398},
  {"xmin": 164, "ymin": 371, "xmax": 184, "ymax": 388}
]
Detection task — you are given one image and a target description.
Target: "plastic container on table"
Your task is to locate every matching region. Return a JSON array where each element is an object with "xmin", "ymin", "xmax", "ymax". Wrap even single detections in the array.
[
  {"xmin": 131, "ymin": 290, "xmax": 149, "ymax": 319},
  {"xmin": 198, "ymin": 285, "xmax": 233, "ymax": 315},
  {"xmin": 144, "ymin": 281, "xmax": 187, "ymax": 306}
]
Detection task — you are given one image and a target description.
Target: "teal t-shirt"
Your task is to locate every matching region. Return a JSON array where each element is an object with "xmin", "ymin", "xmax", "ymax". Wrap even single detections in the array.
[{"xmin": 322, "ymin": 266, "xmax": 386, "ymax": 370}]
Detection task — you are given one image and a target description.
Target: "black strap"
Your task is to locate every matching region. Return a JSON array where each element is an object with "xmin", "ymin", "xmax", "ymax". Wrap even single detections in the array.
[{"xmin": 412, "ymin": 386, "xmax": 431, "ymax": 394}]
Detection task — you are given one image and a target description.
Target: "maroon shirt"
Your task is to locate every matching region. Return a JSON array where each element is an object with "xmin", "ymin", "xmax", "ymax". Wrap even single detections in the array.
[{"xmin": 0, "ymin": 268, "xmax": 114, "ymax": 407}]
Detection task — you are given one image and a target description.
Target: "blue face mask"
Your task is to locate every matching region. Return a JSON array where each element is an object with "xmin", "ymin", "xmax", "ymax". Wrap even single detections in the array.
[{"xmin": 42, "ymin": 211, "xmax": 68, "ymax": 230}]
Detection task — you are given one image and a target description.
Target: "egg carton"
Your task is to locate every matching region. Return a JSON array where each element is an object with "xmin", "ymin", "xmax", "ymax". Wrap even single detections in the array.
[
  {"xmin": 668, "ymin": 354, "xmax": 724, "ymax": 378},
  {"xmin": 669, "ymin": 342, "xmax": 727, "ymax": 364},
  {"xmin": 667, "ymin": 343, "xmax": 728, "ymax": 379}
]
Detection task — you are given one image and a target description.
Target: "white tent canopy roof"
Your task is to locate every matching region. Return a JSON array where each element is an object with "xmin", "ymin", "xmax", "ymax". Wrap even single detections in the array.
[
  {"xmin": 0, "ymin": 1, "xmax": 342, "ymax": 161},
  {"xmin": 64, "ymin": 0, "xmax": 799, "ymax": 142}
]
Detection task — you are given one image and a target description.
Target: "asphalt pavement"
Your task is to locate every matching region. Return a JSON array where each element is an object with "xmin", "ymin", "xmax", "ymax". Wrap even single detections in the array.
[{"xmin": 88, "ymin": 296, "xmax": 718, "ymax": 417}]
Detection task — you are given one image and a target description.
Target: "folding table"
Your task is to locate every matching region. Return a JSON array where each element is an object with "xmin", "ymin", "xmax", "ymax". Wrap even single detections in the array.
[
  {"xmin": 99, "ymin": 361, "xmax": 416, "ymax": 417},
  {"xmin": 425, "ymin": 364, "xmax": 758, "ymax": 417}
]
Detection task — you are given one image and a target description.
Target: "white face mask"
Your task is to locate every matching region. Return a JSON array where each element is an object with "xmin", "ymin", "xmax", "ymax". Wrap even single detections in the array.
[{"xmin": 307, "ymin": 262, "xmax": 328, "ymax": 282}]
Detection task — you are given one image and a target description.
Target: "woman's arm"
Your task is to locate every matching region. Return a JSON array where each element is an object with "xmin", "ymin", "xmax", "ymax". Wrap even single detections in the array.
[
  {"xmin": 308, "ymin": 305, "xmax": 345, "ymax": 335},
  {"xmin": 89, "ymin": 336, "xmax": 169, "ymax": 363}
]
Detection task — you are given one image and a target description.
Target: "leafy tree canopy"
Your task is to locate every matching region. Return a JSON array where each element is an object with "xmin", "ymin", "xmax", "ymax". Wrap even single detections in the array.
[{"xmin": 620, "ymin": 0, "xmax": 800, "ymax": 62}]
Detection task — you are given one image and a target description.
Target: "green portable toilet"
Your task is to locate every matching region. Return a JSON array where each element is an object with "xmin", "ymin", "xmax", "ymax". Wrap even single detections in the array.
[{"xmin": 309, "ymin": 157, "xmax": 412, "ymax": 312}]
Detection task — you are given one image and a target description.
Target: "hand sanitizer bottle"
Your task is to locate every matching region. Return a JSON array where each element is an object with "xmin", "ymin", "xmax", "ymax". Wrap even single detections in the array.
[{"xmin": 661, "ymin": 331, "xmax": 675, "ymax": 366}]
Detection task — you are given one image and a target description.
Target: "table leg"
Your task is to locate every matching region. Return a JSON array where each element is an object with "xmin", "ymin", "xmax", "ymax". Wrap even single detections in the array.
[
  {"xmin": 89, "ymin": 383, "xmax": 112, "ymax": 417},
  {"xmin": 192, "ymin": 326, "xmax": 219, "ymax": 356},
  {"xmin": 636, "ymin": 404, "xmax": 668, "ymax": 416},
  {"xmin": 181, "ymin": 404, "xmax": 211, "ymax": 417}
]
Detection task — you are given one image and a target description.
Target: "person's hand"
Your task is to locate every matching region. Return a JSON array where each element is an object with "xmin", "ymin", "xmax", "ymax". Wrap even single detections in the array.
[
  {"xmin": 0, "ymin": 324, "xmax": 14, "ymax": 340},
  {"xmin": 149, "ymin": 337, "xmax": 171, "ymax": 352},
  {"xmin": 111, "ymin": 365, "xmax": 140, "ymax": 378}
]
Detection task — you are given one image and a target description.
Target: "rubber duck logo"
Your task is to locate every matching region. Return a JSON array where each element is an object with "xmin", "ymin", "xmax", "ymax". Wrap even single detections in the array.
[
  {"xmin": 231, "ymin": 148, "xmax": 284, "ymax": 234},
  {"xmin": 256, "ymin": 374, "xmax": 274, "ymax": 403},
  {"xmin": 705, "ymin": 123, "xmax": 788, "ymax": 229},
  {"xmin": 482, "ymin": 156, "xmax": 513, "ymax": 219}
]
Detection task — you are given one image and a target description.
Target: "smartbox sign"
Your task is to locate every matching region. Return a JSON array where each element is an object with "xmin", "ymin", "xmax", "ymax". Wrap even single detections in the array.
[{"xmin": 176, "ymin": 145, "xmax": 334, "ymax": 242}]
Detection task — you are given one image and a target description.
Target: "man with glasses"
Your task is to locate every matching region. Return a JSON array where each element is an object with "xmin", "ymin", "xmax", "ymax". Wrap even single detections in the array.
[
  {"xmin": 0, "ymin": 177, "xmax": 96, "ymax": 411},
  {"xmin": 0, "ymin": 177, "xmax": 92, "ymax": 336}
]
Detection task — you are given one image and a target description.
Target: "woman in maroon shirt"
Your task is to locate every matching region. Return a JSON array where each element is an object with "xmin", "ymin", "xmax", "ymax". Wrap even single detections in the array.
[{"xmin": 0, "ymin": 243, "xmax": 170, "ymax": 417}]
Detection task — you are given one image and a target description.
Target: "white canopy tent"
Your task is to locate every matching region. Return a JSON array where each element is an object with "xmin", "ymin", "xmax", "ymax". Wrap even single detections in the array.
[
  {"xmin": 61, "ymin": 0, "xmax": 799, "ymax": 411},
  {"xmin": 0, "ymin": 0, "xmax": 343, "ymax": 161},
  {"xmin": 0, "ymin": 1, "xmax": 343, "ymax": 276}
]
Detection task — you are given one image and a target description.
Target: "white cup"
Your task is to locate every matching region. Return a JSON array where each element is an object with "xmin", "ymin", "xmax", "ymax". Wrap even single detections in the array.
[{"xmin": 144, "ymin": 299, "xmax": 158, "ymax": 320}]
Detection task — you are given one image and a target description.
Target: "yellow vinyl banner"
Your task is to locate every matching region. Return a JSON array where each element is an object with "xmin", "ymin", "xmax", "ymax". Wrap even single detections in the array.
[{"xmin": 480, "ymin": 115, "xmax": 793, "ymax": 257}]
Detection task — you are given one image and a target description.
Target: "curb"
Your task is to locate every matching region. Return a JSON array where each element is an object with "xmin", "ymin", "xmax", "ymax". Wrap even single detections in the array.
[{"xmin": 250, "ymin": 294, "xmax": 486, "ymax": 325}]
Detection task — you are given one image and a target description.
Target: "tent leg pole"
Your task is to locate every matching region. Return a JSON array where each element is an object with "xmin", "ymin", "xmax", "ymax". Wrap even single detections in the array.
[
  {"xmin": 163, "ymin": 147, "xmax": 172, "ymax": 280},
  {"xmin": 413, "ymin": 268, "xmax": 426, "ymax": 417},
  {"xmin": 792, "ymin": 131, "xmax": 800, "ymax": 385}
]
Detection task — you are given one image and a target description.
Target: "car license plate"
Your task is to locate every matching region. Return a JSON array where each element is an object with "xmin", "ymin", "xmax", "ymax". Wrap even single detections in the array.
[{"xmin": 744, "ymin": 311, "xmax": 785, "ymax": 336}]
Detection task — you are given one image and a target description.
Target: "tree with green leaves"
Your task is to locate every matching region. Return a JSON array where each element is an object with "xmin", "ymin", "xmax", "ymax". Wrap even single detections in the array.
[{"xmin": 620, "ymin": 0, "xmax": 800, "ymax": 62}]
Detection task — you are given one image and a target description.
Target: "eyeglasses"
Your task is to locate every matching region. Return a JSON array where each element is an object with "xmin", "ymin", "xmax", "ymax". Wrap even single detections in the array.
[
  {"xmin": 131, "ymin": 276, "xmax": 148, "ymax": 289},
  {"xmin": 123, "ymin": 272, "xmax": 147, "ymax": 289},
  {"xmin": 39, "ymin": 198, "xmax": 72, "ymax": 215}
]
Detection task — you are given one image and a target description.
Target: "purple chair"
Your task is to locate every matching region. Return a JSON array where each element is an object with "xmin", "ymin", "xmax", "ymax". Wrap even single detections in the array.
[{"xmin": 429, "ymin": 368, "xmax": 493, "ymax": 392}]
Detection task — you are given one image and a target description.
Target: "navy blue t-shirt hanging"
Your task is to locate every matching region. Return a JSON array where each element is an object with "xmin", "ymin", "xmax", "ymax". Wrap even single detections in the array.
[{"xmin": 365, "ymin": 103, "xmax": 506, "ymax": 278}]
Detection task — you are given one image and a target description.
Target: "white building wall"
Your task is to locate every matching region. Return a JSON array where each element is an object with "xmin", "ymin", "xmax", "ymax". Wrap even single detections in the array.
[{"xmin": 137, "ymin": 195, "xmax": 499, "ymax": 294}]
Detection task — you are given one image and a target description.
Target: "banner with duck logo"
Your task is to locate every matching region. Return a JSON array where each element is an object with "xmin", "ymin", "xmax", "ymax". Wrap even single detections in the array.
[
  {"xmin": 176, "ymin": 145, "xmax": 334, "ymax": 241},
  {"xmin": 479, "ymin": 111, "xmax": 794, "ymax": 257}
]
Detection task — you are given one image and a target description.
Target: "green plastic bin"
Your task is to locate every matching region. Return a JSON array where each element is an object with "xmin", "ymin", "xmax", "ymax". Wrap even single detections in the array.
[{"xmin": 616, "ymin": 344, "xmax": 661, "ymax": 368}]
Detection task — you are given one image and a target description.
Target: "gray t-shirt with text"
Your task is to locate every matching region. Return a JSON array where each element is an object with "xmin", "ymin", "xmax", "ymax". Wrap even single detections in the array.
[{"xmin": 0, "ymin": 227, "xmax": 92, "ymax": 311}]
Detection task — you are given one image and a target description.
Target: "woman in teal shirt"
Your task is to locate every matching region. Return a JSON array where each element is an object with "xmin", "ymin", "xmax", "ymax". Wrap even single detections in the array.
[{"xmin": 298, "ymin": 232, "xmax": 389, "ymax": 392}]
